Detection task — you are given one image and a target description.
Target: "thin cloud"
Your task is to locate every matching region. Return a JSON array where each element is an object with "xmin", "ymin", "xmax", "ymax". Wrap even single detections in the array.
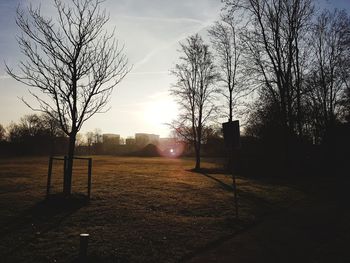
[
  {"xmin": 132, "ymin": 18, "xmax": 215, "ymax": 70},
  {"xmin": 129, "ymin": 71, "xmax": 169, "ymax": 75},
  {"xmin": 117, "ymin": 15, "xmax": 205, "ymax": 25},
  {"xmin": 0, "ymin": 75, "xmax": 10, "ymax": 80}
]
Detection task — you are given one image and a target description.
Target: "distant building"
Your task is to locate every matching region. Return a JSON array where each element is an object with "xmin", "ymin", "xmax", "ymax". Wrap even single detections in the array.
[
  {"xmin": 135, "ymin": 133, "xmax": 159, "ymax": 147},
  {"xmin": 102, "ymin": 134, "xmax": 120, "ymax": 145}
]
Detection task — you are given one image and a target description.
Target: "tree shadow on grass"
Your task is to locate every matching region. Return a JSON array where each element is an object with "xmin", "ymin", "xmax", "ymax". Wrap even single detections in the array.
[
  {"xmin": 187, "ymin": 168, "xmax": 233, "ymax": 192},
  {"xmin": 181, "ymin": 170, "xmax": 292, "ymax": 262},
  {"xmin": 194, "ymin": 165, "xmax": 299, "ymax": 189},
  {"xmin": 200, "ymin": 172, "xmax": 233, "ymax": 192},
  {"xmin": 189, "ymin": 169, "xmax": 279, "ymax": 215},
  {"xmin": 1, "ymin": 193, "xmax": 88, "ymax": 258},
  {"xmin": 189, "ymin": 167, "xmax": 231, "ymax": 175}
]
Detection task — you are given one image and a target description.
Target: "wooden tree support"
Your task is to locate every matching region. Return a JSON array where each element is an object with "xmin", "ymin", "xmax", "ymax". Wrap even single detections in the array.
[{"xmin": 46, "ymin": 156, "xmax": 92, "ymax": 199}]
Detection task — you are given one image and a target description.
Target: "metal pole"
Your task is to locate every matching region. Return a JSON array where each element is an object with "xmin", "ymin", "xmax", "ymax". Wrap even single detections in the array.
[
  {"xmin": 230, "ymin": 148, "xmax": 239, "ymax": 218},
  {"xmin": 46, "ymin": 156, "xmax": 53, "ymax": 198},
  {"xmin": 232, "ymin": 172, "xmax": 239, "ymax": 218},
  {"xmin": 79, "ymin": 233, "xmax": 89, "ymax": 262},
  {"xmin": 63, "ymin": 156, "xmax": 67, "ymax": 192},
  {"xmin": 87, "ymin": 158, "xmax": 92, "ymax": 200}
]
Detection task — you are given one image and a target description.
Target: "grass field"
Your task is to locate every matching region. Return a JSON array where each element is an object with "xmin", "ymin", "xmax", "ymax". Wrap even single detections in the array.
[{"xmin": 0, "ymin": 156, "xmax": 304, "ymax": 262}]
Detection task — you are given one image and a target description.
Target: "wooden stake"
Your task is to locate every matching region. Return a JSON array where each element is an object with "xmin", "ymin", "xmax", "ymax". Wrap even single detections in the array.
[{"xmin": 87, "ymin": 158, "xmax": 92, "ymax": 200}]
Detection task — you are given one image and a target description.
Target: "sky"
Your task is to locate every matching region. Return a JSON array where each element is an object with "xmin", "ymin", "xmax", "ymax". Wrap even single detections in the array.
[{"xmin": 0, "ymin": 0, "xmax": 349, "ymax": 138}]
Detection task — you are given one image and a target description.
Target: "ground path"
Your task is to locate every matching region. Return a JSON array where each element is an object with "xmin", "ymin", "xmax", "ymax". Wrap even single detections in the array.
[{"xmin": 187, "ymin": 177, "xmax": 350, "ymax": 263}]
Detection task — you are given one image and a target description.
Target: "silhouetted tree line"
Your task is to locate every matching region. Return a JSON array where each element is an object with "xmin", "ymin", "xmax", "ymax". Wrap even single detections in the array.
[
  {"xmin": 171, "ymin": 0, "xmax": 350, "ymax": 173},
  {"xmin": 0, "ymin": 114, "xmax": 68, "ymax": 156},
  {"xmin": 231, "ymin": 2, "xmax": 350, "ymax": 175},
  {"xmin": 242, "ymin": 7, "xmax": 350, "ymax": 140}
]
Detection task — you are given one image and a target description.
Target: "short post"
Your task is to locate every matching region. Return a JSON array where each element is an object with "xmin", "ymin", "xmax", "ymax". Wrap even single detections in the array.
[
  {"xmin": 87, "ymin": 158, "xmax": 92, "ymax": 200},
  {"xmin": 79, "ymin": 233, "xmax": 89, "ymax": 262},
  {"xmin": 46, "ymin": 156, "xmax": 53, "ymax": 198}
]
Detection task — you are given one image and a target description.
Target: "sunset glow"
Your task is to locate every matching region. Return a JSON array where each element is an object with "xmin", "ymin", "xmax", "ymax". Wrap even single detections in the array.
[{"xmin": 143, "ymin": 94, "xmax": 178, "ymax": 134}]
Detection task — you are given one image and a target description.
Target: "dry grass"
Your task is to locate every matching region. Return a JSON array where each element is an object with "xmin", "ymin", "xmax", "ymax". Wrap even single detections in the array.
[{"xmin": 0, "ymin": 156, "xmax": 304, "ymax": 262}]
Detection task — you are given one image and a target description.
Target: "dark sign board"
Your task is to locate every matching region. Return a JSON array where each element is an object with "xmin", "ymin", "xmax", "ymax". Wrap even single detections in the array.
[{"xmin": 222, "ymin": 120, "xmax": 240, "ymax": 149}]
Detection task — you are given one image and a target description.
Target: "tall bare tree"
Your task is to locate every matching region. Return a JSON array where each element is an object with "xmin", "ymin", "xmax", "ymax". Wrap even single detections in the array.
[
  {"xmin": 86, "ymin": 131, "xmax": 94, "ymax": 154},
  {"xmin": 223, "ymin": 0, "xmax": 314, "ymax": 152},
  {"xmin": 170, "ymin": 34, "xmax": 219, "ymax": 170},
  {"xmin": 6, "ymin": 0, "xmax": 130, "ymax": 195},
  {"xmin": 208, "ymin": 14, "xmax": 247, "ymax": 122},
  {"xmin": 306, "ymin": 9, "xmax": 350, "ymax": 141}
]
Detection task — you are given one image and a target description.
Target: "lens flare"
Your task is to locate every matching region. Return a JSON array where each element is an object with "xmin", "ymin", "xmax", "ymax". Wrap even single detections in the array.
[{"xmin": 158, "ymin": 142, "xmax": 185, "ymax": 158}]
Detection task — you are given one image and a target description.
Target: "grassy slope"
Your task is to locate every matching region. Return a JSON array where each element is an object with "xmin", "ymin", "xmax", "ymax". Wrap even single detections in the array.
[{"xmin": 0, "ymin": 156, "xmax": 304, "ymax": 262}]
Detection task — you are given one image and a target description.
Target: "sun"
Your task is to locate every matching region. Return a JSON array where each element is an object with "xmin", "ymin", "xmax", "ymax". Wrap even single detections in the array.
[{"xmin": 143, "ymin": 95, "xmax": 178, "ymax": 131}]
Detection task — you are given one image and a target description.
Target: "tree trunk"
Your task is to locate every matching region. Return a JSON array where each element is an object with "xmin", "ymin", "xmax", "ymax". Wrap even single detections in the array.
[
  {"xmin": 195, "ymin": 119, "xmax": 202, "ymax": 170},
  {"xmin": 63, "ymin": 132, "xmax": 76, "ymax": 196},
  {"xmin": 229, "ymin": 90, "xmax": 233, "ymax": 122},
  {"xmin": 195, "ymin": 144, "xmax": 201, "ymax": 170}
]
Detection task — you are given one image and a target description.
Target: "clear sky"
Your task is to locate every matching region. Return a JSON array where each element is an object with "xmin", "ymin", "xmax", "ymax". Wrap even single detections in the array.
[{"xmin": 0, "ymin": 0, "xmax": 349, "ymax": 138}]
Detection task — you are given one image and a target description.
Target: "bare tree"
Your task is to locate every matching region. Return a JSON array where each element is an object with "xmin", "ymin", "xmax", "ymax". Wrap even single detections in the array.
[
  {"xmin": 75, "ymin": 133, "xmax": 85, "ymax": 147},
  {"xmin": 93, "ymin": 128, "xmax": 103, "ymax": 145},
  {"xmin": 223, "ymin": 0, "xmax": 314, "ymax": 159},
  {"xmin": 0, "ymin": 124, "xmax": 6, "ymax": 141},
  {"xmin": 6, "ymin": 0, "xmax": 130, "ymax": 195},
  {"xmin": 306, "ymin": 9, "xmax": 350, "ymax": 141},
  {"xmin": 170, "ymin": 34, "xmax": 219, "ymax": 170},
  {"xmin": 208, "ymin": 14, "xmax": 247, "ymax": 122},
  {"xmin": 86, "ymin": 131, "xmax": 94, "ymax": 154}
]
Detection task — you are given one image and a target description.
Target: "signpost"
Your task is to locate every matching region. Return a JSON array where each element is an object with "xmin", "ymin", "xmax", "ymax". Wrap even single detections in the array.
[{"xmin": 222, "ymin": 120, "xmax": 240, "ymax": 217}]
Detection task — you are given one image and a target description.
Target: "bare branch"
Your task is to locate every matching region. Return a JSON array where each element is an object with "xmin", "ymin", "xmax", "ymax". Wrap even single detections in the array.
[{"xmin": 6, "ymin": 0, "xmax": 131, "ymax": 137}]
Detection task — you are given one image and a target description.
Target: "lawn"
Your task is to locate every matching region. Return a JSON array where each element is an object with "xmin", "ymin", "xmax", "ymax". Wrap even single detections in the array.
[{"xmin": 0, "ymin": 156, "xmax": 304, "ymax": 262}]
